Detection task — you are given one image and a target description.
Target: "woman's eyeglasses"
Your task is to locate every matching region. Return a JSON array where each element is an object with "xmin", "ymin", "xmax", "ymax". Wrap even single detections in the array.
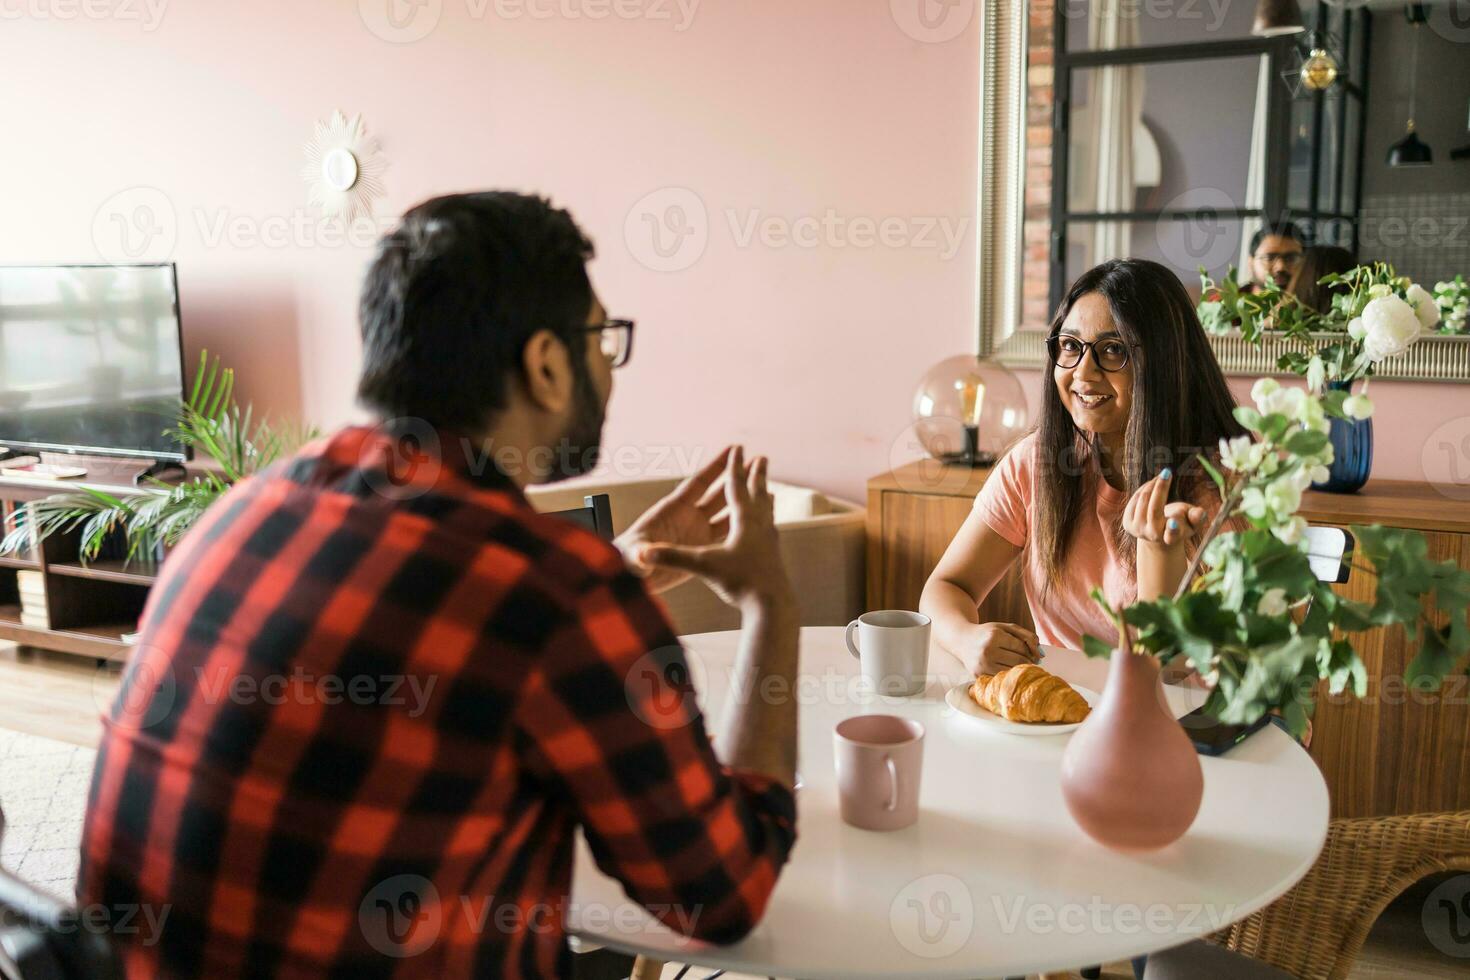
[
  {"xmin": 1047, "ymin": 334, "xmax": 1138, "ymax": 373},
  {"xmin": 584, "ymin": 319, "xmax": 635, "ymax": 369}
]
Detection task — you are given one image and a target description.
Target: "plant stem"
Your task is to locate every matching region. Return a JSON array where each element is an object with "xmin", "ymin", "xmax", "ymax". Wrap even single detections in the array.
[{"xmin": 1172, "ymin": 481, "xmax": 1244, "ymax": 601}]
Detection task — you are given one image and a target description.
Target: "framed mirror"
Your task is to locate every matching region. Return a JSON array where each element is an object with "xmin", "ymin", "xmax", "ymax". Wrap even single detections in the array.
[{"xmin": 979, "ymin": 0, "xmax": 1470, "ymax": 382}]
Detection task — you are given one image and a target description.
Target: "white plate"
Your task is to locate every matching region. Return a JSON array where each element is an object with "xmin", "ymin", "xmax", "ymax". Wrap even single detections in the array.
[{"xmin": 944, "ymin": 680, "xmax": 1099, "ymax": 736}]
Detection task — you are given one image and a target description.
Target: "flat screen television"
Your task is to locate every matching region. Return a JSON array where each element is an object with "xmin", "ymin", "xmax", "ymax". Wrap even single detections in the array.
[{"xmin": 0, "ymin": 264, "xmax": 186, "ymax": 461}]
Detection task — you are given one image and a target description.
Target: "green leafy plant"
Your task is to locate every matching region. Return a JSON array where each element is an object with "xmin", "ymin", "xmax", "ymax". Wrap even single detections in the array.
[
  {"xmin": 1198, "ymin": 262, "xmax": 1441, "ymax": 392},
  {"xmin": 1, "ymin": 352, "xmax": 316, "ymax": 564},
  {"xmin": 1434, "ymin": 275, "xmax": 1469, "ymax": 335},
  {"xmin": 1084, "ymin": 378, "xmax": 1470, "ymax": 737}
]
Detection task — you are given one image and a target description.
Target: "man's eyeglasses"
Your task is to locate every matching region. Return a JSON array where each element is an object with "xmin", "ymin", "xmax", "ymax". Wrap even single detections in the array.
[
  {"xmin": 584, "ymin": 319, "xmax": 635, "ymax": 369},
  {"xmin": 1047, "ymin": 334, "xmax": 1139, "ymax": 373},
  {"xmin": 1253, "ymin": 251, "xmax": 1304, "ymax": 268}
]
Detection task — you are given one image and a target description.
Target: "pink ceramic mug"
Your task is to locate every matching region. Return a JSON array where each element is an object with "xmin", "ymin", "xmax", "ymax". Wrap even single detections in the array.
[{"xmin": 833, "ymin": 715, "xmax": 925, "ymax": 831}]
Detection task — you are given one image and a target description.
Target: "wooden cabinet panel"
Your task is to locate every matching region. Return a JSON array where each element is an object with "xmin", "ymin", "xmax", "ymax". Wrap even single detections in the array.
[
  {"xmin": 1308, "ymin": 528, "xmax": 1470, "ymax": 818},
  {"xmin": 866, "ymin": 467, "xmax": 1032, "ymax": 630}
]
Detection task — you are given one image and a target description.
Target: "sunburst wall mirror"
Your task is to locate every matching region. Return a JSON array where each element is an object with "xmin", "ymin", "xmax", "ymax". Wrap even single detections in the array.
[{"xmin": 302, "ymin": 111, "xmax": 386, "ymax": 224}]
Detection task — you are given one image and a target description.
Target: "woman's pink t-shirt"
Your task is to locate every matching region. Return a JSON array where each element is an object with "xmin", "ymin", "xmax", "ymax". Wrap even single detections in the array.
[{"xmin": 973, "ymin": 433, "xmax": 1136, "ymax": 651}]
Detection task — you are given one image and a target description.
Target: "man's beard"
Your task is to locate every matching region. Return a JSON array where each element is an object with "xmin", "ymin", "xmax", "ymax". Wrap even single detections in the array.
[{"xmin": 543, "ymin": 357, "xmax": 605, "ymax": 483}]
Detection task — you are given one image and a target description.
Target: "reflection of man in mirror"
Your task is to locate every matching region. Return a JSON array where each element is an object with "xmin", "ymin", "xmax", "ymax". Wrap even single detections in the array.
[{"xmin": 1243, "ymin": 220, "xmax": 1307, "ymax": 294}]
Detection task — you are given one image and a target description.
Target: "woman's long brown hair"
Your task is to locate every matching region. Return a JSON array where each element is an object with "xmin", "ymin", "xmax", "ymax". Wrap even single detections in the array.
[{"xmin": 1033, "ymin": 259, "xmax": 1245, "ymax": 592}]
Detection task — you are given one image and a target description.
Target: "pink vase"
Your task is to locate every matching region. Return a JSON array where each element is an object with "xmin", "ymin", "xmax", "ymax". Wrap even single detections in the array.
[{"xmin": 1060, "ymin": 646, "xmax": 1203, "ymax": 852}]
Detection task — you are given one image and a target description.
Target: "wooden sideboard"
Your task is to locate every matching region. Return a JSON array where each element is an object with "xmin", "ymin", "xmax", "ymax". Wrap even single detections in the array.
[{"xmin": 867, "ymin": 460, "xmax": 1470, "ymax": 819}]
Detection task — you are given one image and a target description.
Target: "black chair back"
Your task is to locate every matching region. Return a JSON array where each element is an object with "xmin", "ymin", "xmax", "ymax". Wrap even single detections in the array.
[
  {"xmin": 0, "ymin": 868, "xmax": 120, "ymax": 980},
  {"xmin": 550, "ymin": 493, "xmax": 615, "ymax": 541}
]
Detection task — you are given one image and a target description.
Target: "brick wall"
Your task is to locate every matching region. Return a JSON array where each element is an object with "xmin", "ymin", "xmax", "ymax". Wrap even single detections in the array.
[{"xmin": 1023, "ymin": 1, "xmax": 1055, "ymax": 330}]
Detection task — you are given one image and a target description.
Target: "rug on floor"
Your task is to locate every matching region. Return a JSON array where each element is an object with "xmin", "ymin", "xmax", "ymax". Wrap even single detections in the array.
[{"xmin": 0, "ymin": 726, "xmax": 96, "ymax": 899}]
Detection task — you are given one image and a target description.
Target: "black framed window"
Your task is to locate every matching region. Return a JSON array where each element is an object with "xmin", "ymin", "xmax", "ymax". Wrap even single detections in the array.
[{"xmin": 1047, "ymin": 1, "xmax": 1369, "ymax": 309}]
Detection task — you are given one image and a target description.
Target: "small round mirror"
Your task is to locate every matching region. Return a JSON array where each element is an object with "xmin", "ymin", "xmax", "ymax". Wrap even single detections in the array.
[{"xmin": 322, "ymin": 148, "xmax": 360, "ymax": 192}]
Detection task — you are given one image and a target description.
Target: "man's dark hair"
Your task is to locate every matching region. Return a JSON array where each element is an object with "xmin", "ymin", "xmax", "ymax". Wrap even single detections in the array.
[
  {"xmin": 1249, "ymin": 219, "xmax": 1308, "ymax": 256},
  {"xmin": 358, "ymin": 192, "xmax": 596, "ymax": 432}
]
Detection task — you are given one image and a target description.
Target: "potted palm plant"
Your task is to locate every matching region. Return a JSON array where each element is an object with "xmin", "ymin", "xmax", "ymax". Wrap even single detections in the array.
[{"xmin": 1, "ymin": 352, "xmax": 316, "ymax": 565}]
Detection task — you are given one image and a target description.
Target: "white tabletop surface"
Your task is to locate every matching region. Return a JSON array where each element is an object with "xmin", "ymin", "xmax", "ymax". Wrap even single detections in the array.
[{"xmin": 568, "ymin": 627, "xmax": 1329, "ymax": 978}]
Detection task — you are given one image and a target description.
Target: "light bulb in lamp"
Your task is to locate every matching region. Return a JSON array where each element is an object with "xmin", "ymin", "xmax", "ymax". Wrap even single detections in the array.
[{"xmin": 913, "ymin": 355, "xmax": 1028, "ymax": 467}]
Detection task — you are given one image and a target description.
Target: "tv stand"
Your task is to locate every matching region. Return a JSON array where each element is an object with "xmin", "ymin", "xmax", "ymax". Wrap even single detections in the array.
[
  {"xmin": 0, "ymin": 456, "xmax": 212, "ymax": 662},
  {"xmin": 133, "ymin": 459, "xmax": 188, "ymax": 486}
]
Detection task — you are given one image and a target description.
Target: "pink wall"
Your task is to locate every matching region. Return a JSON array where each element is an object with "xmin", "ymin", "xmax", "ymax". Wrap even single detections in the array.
[{"xmin": 1, "ymin": 3, "xmax": 1462, "ymax": 501}]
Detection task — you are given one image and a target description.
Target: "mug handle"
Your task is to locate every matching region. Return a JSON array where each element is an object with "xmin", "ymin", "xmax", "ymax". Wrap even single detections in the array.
[
  {"xmin": 884, "ymin": 754, "xmax": 899, "ymax": 812},
  {"xmin": 845, "ymin": 619, "xmax": 862, "ymax": 659}
]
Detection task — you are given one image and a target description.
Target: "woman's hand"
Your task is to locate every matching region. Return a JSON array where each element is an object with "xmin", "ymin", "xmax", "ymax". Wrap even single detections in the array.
[
  {"xmin": 1126, "ymin": 469, "xmax": 1208, "ymax": 602},
  {"xmin": 1123, "ymin": 468, "xmax": 1207, "ymax": 550},
  {"xmin": 964, "ymin": 622, "xmax": 1040, "ymax": 677}
]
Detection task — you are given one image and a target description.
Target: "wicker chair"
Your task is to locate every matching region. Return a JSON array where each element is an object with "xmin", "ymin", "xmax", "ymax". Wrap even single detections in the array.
[{"xmin": 1213, "ymin": 809, "xmax": 1470, "ymax": 979}]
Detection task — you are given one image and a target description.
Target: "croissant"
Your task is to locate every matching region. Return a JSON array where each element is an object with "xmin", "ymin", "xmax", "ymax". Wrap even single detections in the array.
[{"xmin": 968, "ymin": 664, "xmax": 1090, "ymax": 724}]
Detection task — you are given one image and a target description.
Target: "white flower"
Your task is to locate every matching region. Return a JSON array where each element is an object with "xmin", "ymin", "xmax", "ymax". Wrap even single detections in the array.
[
  {"xmin": 1368, "ymin": 283, "xmax": 1393, "ymax": 300},
  {"xmin": 1308, "ymin": 464, "xmax": 1331, "ymax": 484},
  {"xmin": 1360, "ymin": 295, "xmax": 1421, "ymax": 362},
  {"xmin": 1296, "ymin": 393, "xmax": 1330, "ymax": 434},
  {"xmin": 1343, "ymin": 394, "xmax": 1374, "ymax": 420},
  {"xmin": 1265, "ymin": 477, "xmax": 1303, "ymax": 518},
  {"xmin": 1288, "ymin": 465, "xmax": 1317, "ymax": 492},
  {"xmin": 1273, "ymin": 516, "xmax": 1308, "ymax": 546},
  {"xmin": 1241, "ymin": 486, "xmax": 1268, "ymax": 521},
  {"xmin": 1347, "ymin": 317, "xmax": 1366, "ymax": 341},
  {"xmin": 1256, "ymin": 588, "xmax": 1290, "ymax": 617},
  {"xmin": 1406, "ymin": 283, "xmax": 1441, "ymax": 330},
  {"xmin": 1251, "ymin": 377, "xmax": 1307, "ymax": 419},
  {"xmin": 1219, "ymin": 435, "xmax": 1265, "ymax": 473},
  {"xmin": 1306, "ymin": 356, "xmax": 1326, "ymax": 394},
  {"xmin": 1250, "ymin": 377, "xmax": 1280, "ymax": 414}
]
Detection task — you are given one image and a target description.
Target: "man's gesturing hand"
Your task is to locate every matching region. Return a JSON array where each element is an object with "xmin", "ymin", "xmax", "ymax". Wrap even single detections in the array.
[{"xmin": 638, "ymin": 447, "xmax": 793, "ymax": 611}]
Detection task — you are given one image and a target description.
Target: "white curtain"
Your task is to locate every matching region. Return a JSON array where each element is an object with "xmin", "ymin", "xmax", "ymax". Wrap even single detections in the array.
[
  {"xmin": 1071, "ymin": 5, "xmax": 1145, "ymax": 266},
  {"xmin": 1238, "ymin": 54, "xmax": 1272, "ymax": 279}
]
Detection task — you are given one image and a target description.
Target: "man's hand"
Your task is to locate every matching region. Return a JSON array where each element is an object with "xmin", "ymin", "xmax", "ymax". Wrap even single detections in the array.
[
  {"xmin": 617, "ymin": 446, "xmax": 734, "ymax": 595},
  {"xmin": 966, "ymin": 622, "xmax": 1040, "ymax": 676},
  {"xmin": 639, "ymin": 447, "xmax": 793, "ymax": 612}
]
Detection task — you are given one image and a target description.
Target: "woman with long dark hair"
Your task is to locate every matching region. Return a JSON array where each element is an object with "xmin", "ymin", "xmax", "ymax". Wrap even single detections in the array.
[{"xmin": 921, "ymin": 259, "xmax": 1247, "ymax": 675}]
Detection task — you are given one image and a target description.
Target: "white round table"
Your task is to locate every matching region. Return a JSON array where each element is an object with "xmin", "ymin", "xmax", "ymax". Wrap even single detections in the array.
[{"xmin": 569, "ymin": 627, "xmax": 1329, "ymax": 978}]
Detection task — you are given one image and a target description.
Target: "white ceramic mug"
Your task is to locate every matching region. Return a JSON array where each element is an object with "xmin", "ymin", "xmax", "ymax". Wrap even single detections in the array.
[{"xmin": 845, "ymin": 610, "xmax": 932, "ymax": 697}]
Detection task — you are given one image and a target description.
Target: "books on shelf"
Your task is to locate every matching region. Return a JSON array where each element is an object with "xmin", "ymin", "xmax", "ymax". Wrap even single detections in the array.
[{"xmin": 15, "ymin": 569, "xmax": 48, "ymax": 628}]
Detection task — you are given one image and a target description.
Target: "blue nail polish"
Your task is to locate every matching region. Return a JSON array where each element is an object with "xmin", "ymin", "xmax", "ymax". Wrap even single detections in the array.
[
  {"xmin": 1167, "ymin": 518, "xmax": 1179, "ymax": 531},
  {"xmin": 1161, "ymin": 467, "xmax": 1173, "ymax": 480}
]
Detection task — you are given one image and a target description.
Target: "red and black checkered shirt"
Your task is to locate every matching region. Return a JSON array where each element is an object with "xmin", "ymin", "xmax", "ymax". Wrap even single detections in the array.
[{"xmin": 78, "ymin": 425, "xmax": 797, "ymax": 978}]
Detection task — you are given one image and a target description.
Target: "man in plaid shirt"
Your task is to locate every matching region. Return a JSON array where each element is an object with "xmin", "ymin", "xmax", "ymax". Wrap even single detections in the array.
[{"xmin": 78, "ymin": 192, "xmax": 801, "ymax": 978}]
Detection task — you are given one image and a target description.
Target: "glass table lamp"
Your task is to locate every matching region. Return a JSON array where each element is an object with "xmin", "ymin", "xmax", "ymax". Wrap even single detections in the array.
[{"xmin": 912, "ymin": 355, "xmax": 1028, "ymax": 467}]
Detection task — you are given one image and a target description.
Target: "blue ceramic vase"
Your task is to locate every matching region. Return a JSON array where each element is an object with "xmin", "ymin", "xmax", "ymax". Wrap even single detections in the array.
[{"xmin": 1314, "ymin": 380, "xmax": 1373, "ymax": 494}]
